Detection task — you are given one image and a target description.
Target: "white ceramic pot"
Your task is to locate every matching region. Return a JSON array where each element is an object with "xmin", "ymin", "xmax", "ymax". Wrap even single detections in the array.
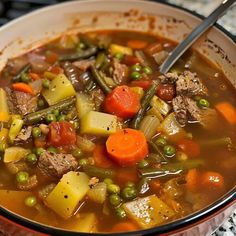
[{"xmin": 0, "ymin": 1, "xmax": 235, "ymax": 235}]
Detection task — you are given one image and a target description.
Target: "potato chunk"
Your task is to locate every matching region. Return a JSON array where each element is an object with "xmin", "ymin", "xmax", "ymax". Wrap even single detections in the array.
[
  {"xmin": 123, "ymin": 195, "xmax": 175, "ymax": 228},
  {"xmin": 45, "ymin": 171, "xmax": 89, "ymax": 219},
  {"xmin": 80, "ymin": 111, "xmax": 117, "ymax": 136}
]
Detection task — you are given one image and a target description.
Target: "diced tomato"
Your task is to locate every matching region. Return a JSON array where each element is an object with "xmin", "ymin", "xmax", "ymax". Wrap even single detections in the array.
[
  {"xmin": 45, "ymin": 52, "xmax": 59, "ymax": 64},
  {"xmin": 48, "ymin": 65, "xmax": 64, "ymax": 75},
  {"xmin": 177, "ymin": 139, "xmax": 201, "ymax": 158},
  {"xmin": 156, "ymin": 84, "xmax": 175, "ymax": 101},
  {"xmin": 129, "ymin": 80, "xmax": 152, "ymax": 90},
  {"xmin": 48, "ymin": 121, "xmax": 76, "ymax": 147},
  {"xmin": 122, "ymin": 55, "xmax": 140, "ymax": 66},
  {"xmin": 93, "ymin": 144, "xmax": 114, "ymax": 168}
]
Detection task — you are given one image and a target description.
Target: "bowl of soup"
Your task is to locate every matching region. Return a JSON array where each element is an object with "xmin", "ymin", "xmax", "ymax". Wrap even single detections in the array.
[{"xmin": 0, "ymin": 0, "xmax": 235, "ymax": 235}]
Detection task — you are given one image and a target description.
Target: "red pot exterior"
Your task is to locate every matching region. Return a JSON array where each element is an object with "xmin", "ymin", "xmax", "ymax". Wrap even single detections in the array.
[{"xmin": 0, "ymin": 201, "xmax": 235, "ymax": 236}]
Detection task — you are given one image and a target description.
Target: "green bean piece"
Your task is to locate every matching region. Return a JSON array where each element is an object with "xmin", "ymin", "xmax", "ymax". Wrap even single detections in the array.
[
  {"xmin": 52, "ymin": 109, "xmax": 60, "ymax": 117},
  {"xmin": 32, "ymin": 127, "xmax": 41, "ymax": 138},
  {"xmin": 109, "ymin": 194, "xmax": 121, "ymax": 206},
  {"xmin": 26, "ymin": 153, "xmax": 38, "ymax": 165},
  {"xmin": 24, "ymin": 97, "xmax": 76, "ymax": 125},
  {"xmin": 137, "ymin": 177, "xmax": 150, "ymax": 195},
  {"xmin": 83, "ymin": 164, "xmax": 114, "ymax": 179},
  {"xmin": 107, "ymin": 184, "xmax": 120, "ymax": 194},
  {"xmin": 90, "ymin": 65, "xmax": 112, "ymax": 94},
  {"xmin": 115, "ymin": 207, "xmax": 127, "ymax": 219},
  {"xmin": 140, "ymin": 159, "xmax": 205, "ymax": 178},
  {"xmin": 199, "ymin": 137, "xmax": 232, "ymax": 148},
  {"xmin": 85, "ymin": 80, "xmax": 97, "ymax": 92},
  {"xmin": 131, "ymin": 83, "xmax": 158, "ymax": 129},
  {"xmin": 24, "ymin": 196, "xmax": 37, "ymax": 207},
  {"xmin": 59, "ymin": 46, "xmax": 98, "ymax": 61},
  {"xmin": 16, "ymin": 171, "xmax": 29, "ymax": 184},
  {"xmin": 12, "ymin": 63, "xmax": 31, "ymax": 83},
  {"xmin": 148, "ymin": 140, "xmax": 167, "ymax": 162},
  {"xmin": 121, "ymin": 187, "xmax": 137, "ymax": 200},
  {"xmin": 95, "ymin": 52, "xmax": 106, "ymax": 69}
]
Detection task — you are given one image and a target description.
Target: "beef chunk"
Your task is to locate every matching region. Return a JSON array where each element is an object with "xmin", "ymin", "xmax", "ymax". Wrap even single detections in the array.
[
  {"xmin": 6, "ymin": 88, "xmax": 37, "ymax": 115},
  {"xmin": 112, "ymin": 59, "xmax": 129, "ymax": 84},
  {"xmin": 172, "ymin": 96, "xmax": 187, "ymax": 126},
  {"xmin": 38, "ymin": 151, "xmax": 78, "ymax": 178},
  {"xmin": 73, "ymin": 59, "xmax": 95, "ymax": 72},
  {"xmin": 172, "ymin": 95, "xmax": 201, "ymax": 126},
  {"xmin": 38, "ymin": 183, "xmax": 56, "ymax": 200},
  {"xmin": 176, "ymin": 71, "xmax": 207, "ymax": 96}
]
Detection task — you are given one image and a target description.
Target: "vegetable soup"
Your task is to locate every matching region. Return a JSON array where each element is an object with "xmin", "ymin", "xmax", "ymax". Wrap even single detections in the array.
[{"xmin": 0, "ymin": 30, "xmax": 235, "ymax": 233}]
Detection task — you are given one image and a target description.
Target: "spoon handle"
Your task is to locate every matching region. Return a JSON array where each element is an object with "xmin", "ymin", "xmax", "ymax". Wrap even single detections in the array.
[{"xmin": 159, "ymin": 0, "xmax": 236, "ymax": 74}]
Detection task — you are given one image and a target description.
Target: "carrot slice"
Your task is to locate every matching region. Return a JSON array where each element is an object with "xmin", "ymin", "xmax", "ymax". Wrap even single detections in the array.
[
  {"xmin": 29, "ymin": 72, "xmax": 41, "ymax": 81},
  {"xmin": 93, "ymin": 144, "xmax": 114, "ymax": 168},
  {"xmin": 111, "ymin": 221, "xmax": 138, "ymax": 232},
  {"xmin": 215, "ymin": 102, "xmax": 236, "ymax": 125},
  {"xmin": 12, "ymin": 83, "xmax": 34, "ymax": 96},
  {"xmin": 106, "ymin": 128, "xmax": 148, "ymax": 166},
  {"xmin": 201, "ymin": 171, "xmax": 224, "ymax": 190},
  {"xmin": 186, "ymin": 168, "xmax": 199, "ymax": 192},
  {"xmin": 127, "ymin": 39, "xmax": 148, "ymax": 49},
  {"xmin": 103, "ymin": 85, "xmax": 140, "ymax": 119},
  {"xmin": 45, "ymin": 52, "xmax": 59, "ymax": 64}
]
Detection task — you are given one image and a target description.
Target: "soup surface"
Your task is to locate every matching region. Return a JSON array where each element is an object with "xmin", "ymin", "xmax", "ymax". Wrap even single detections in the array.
[{"xmin": 0, "ymin": 30, "xmax": 236, "ymax": 233}]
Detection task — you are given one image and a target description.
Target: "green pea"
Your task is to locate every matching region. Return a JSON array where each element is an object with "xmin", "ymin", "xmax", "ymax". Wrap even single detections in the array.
[
  {"xmin": 72, "ymin": 148, "xmax": 83, "ymax": 158},
  {"xmin": 125, "ymin": 181, "xmax": 136, "ymax": 188},
  {"xmin": 47, "ymin": 147, "xmax": 58, "ymax": 154},
  {"xmin": 35, "ymin": 147, "xmax": 45, "ymax": 157},
  {"xmin": 26, "ymin": 153, "xmax": 38, "ymax": 165},
  {"xmin": 79, "ymin": 158, "xmax": 89, "ymax": 166},
  {"xmin": 78, "ymin": 42, "xmax": 86, "ymax": 50},
  {"xmin": 142, "ymin": 66, "xmax": 153, "ymax": 74},
  {"xmin": 37, "ymin": 99, "xmax": 45, "ymax": 108},
  {"xmin": 104, "ymin": 178, "xmax": 113, "ymax": 185},
  {"xmin": 52, "ymin": 109, "xmax": 60, "ymax": 117},
  {"xmin": 121, "ymin": 187, "xmax": 137, "ymax": 200},
  {"xmin": 32, "ymin": 127, "xmax": 41, "ymax": 138},
  {"xmin": 138, "ymin": 159, "xmax": 149, "ymax": 169},
  {"xmin": 131, "ymin": 71, "xmax": 141, "ymax": 80},
  {"xmin": 197, "ymin": 98, "xmax": 210, "ymax": 109},
  {"xmin": 42, "ymin": 79, "xmax": 50, "ymax": 89},
  {"xmin": 45, "ymin": 113, "xmax": 56, "ymax": 123},
  {"xmin": 114, "ymin": 52, "xmax": 124, "ymax": 61},
  {"xmin": 57, "ymin": 114, "xmax": 66, "ymax": 121},
  {"xmin": 21, "ymin": 73, "xmax": 31, "ymax": 83},
  {"xmin": 115, "ymin": 207, "xmax": 127, "ymax": 219},
  {"xmin": 131, "ymin": 64, "xmax": 142, "ymax": 72},
  {"xmin": 107, "ymin": 184, "xmax": 120, "ymax": 194},
  {"xmin": 109, "ymin": 194, "xmax": 121, "ymax": 206},
  {"xmin": 24, "ymin": 196, "xmax": 37, "ymax": 207},
  {"xmin": 163, "ymin": 145, "xmax": 176, "ymax": 157},
  {"xmin": 156, "ymin": 136, "xmax": 167, "ymax": 147},
  {"xmin": 16, "ymin": 171, "xmax": 29, "ymax": 184}
]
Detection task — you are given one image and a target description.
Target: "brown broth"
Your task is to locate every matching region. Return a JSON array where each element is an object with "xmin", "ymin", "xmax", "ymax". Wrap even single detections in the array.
[{"xmin": 0, "ymin": 30, "xmax": 235, "ymax": 233}]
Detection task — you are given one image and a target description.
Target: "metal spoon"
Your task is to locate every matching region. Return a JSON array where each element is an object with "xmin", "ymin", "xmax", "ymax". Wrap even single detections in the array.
[{"xmin": 159, "ymin": 0, "xmax": 236, "ymax": 74}]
